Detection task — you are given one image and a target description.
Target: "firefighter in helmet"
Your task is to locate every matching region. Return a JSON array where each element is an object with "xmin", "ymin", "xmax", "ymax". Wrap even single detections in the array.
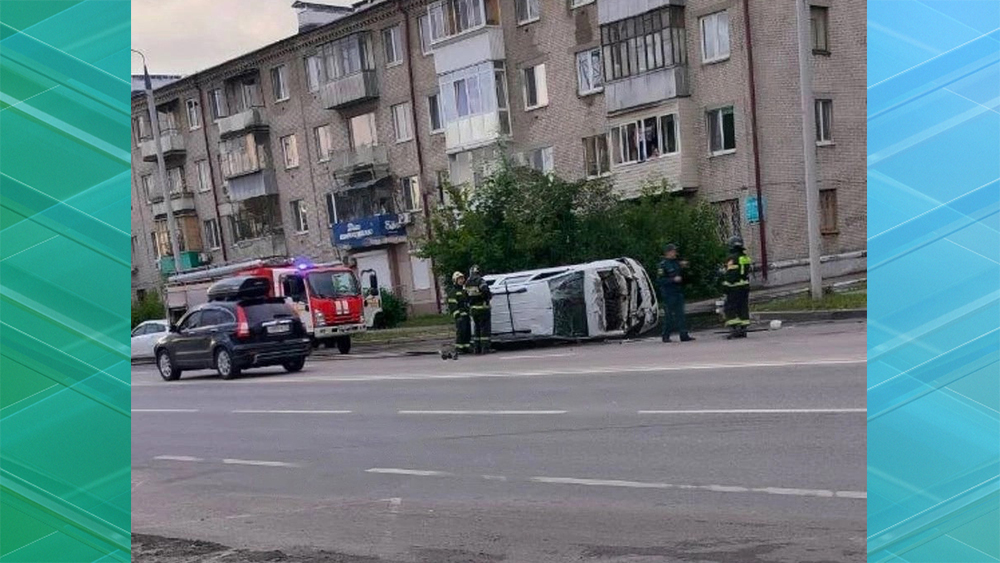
[
  {"xmin": 466, "ymin": 265, "xmax": 493, "ymax": 354},
  {"xmin": 447, "ymin": 271, "xmax": 472, "ymax": 355},
  {"xmin": 722, "ymin": 236, "xmax": 752, "ymax": 339}
]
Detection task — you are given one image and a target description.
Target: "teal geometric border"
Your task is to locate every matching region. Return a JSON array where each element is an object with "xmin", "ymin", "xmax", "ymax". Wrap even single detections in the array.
[
  {"xmin": 868, "ymin": 1, "xmax": 1000, "ymax": 562},
  {"xmin": 0, "ymin": 1, "xmax": 131, "ymax": 562}
]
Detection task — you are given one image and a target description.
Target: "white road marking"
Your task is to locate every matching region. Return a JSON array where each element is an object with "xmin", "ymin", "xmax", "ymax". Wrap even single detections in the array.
[
  {"xmin": 367, "ymin": 468, "xmax": 453, "ymax": 477},
  {"xmin": 498, "ymin": 353, "xmax": 576, "ymax": 360},
  {"xmin": 397, "ymin": 410, "xmax": 567, "ymax": 415},
  {"xmin": 153, "ymin": 455, "xmax": 203, "ymax": 462},
  {"xmin": 231, "ymin": 410, "xmax": 353, "ymax": 414},
  {"xmin": 482, "ymin": 475, "xmax": 508, "ymax": 482},
  {"xmin": 222, "ymin": 459, "xmax": 300, "ymax": 468},
  {"xmin": 637, "ymin": 408, "xmax": 867, "ymax": 415},
  {"xmin": 132, "ymin": 409, "xmax": 199, "ymax": 413},
  {"xmin": 530, "ymin": 476, "xmax": 866, "ymax": 499}
]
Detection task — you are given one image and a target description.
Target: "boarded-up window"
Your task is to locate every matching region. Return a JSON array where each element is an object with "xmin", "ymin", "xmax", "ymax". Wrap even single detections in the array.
[{"xmin": 821, "ymin": 189, "xmax": 838, "ymax": 233}]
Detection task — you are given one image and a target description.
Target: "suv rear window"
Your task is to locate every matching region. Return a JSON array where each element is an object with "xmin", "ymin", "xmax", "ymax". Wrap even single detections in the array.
[{"xmin": 242, "ymin": 301, "xmax": 296, "ymax": 325}]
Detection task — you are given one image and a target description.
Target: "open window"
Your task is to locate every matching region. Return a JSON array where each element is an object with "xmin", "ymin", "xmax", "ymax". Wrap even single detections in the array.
[{"xmin": 281, "ymin": 275, "xmax": 308, "ymax": 303}]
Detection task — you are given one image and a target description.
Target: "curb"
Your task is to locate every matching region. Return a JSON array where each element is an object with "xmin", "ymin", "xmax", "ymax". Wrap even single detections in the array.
[{"xmin": 751, "ymin": 309, "xmax": 867, "ymax": 323}]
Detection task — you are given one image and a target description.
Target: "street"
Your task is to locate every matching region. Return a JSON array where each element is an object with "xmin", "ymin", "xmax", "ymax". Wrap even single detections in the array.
[{"xmin": 131, "ymin": 321, "xmax": 866, "ymax": 563}]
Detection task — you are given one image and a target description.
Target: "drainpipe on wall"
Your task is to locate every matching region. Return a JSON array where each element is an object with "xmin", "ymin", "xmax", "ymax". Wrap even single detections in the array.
[
  {"xmin": 400, "ymin": 0, "xmax": 443, "ymax": 314},
  {"xmin": 742, "ymin": 0, "xmax": 768, "ymax": 281},
  {"xmin": 195, "ymin": 78, "xmax": 229, "ymax": 263}
]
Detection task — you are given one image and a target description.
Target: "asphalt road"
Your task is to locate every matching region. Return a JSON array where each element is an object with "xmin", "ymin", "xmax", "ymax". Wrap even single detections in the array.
[{"xmin": 132, "ymin": 321, "xmax": 866, "ymax": 563}]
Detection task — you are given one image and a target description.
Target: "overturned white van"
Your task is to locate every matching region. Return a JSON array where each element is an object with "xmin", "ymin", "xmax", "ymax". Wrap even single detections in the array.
[{"xmin": 484, "ymin": 258, "xmax": 659, "ymax": 342}]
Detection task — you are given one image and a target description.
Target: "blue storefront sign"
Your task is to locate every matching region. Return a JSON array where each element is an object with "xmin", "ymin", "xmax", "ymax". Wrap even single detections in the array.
[
  {"xmin": 332, "ymin": 214, "xmax": 407, "ymax": 248},
  {"xmin": 746, "ymin": 196, "xmax": 766, "ymax": 224}
]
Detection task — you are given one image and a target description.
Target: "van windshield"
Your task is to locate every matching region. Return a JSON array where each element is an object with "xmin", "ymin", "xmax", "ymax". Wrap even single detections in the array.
[{"xmin": 306, "ymin": 271, "xmax": 361, "ymax": 298}]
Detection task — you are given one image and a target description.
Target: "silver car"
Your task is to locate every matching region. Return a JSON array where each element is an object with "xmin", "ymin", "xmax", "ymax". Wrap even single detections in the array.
[{"xmin": 131, "ymin": 319, "xmax": 169, "ymax": 360}]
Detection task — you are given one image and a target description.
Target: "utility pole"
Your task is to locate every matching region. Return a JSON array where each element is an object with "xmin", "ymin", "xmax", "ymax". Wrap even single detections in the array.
[
  {"xmin": 796, "ymin": 0, "xmax": 823, "ymax": 300},
  {"xmin": 135, "ymin": 50, "xmax": 183, "ymax": 274}
]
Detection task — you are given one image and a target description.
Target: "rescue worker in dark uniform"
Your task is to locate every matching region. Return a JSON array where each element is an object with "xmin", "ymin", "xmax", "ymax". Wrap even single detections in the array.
[
  {"xmin": 656, "ymin": 244, "xmax": 694, "ymax": 343},
  {"xmin": 466, "ymin": 265, "xmax": 493, "ymax": 354},
  {"xmin": 722, "ymin": 236, "xmax": 752, "ymax": 339},
  {"xmin": 447, "ymin": 272, "xmax": 472, "ymax": 356}
]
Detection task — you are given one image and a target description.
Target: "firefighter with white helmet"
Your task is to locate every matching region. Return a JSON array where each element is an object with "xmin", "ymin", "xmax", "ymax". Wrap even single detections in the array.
[{"xmin": 446, "ymin": 271, "xmax": 472, "ymax": 357}]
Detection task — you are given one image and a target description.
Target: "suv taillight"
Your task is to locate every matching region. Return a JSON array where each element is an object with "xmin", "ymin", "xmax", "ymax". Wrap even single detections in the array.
[{"xmin": 235, "ymin": 306, "xmax": 250, "ymax": 338}]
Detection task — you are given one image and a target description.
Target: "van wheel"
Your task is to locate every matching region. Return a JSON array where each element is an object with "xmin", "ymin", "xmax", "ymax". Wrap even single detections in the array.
[
  {"xmin": 283, "ymin": 357, "xmax": 306, "ymax": 373},
  {"xmin": 337, "ymin": 337, "xmax": 352, "ymax": 355},
  {"xmin": 215, "ymin": 348, "xmax": 241, "ymax": 380},
  {"xmin": 157, "ymin": 351, "xmax": 181, "ymax": 381}
]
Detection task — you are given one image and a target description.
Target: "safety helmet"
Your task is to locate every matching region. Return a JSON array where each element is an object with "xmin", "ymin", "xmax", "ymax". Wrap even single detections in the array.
[
  {"xmin": 452, "ymin": 271, "xmax": 465, "ymax": 283},
  {"xmin": 727, "ymin": 236, "xmax": 745, "ymax": 250},
  {"xmin": 470, "ymin": 265, "xmax": 481, "ymax": 276}
]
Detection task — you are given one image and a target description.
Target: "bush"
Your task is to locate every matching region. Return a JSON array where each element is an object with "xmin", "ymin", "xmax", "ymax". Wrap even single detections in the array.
[
  {"xmin": 132, "ymin": 292, "xmax": 165, "ymax": 329},
  {"xmin": 419, "ymin": 159, "xmax": 727, "ymax": 300},
  {"xmin": 378, "ymin": 289, "xmax": 409, "ymax": 329}
]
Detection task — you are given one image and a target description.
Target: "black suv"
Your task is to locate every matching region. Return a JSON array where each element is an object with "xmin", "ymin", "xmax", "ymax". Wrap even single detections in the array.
[{"xmin": 154, "ymin": 277, "xmax": 311, "ymax": 381}]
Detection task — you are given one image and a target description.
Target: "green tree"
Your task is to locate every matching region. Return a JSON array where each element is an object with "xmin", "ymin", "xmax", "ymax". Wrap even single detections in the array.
[{"xmin": 131, "ymin": 291, "xmax": 166, "ymax": 329}]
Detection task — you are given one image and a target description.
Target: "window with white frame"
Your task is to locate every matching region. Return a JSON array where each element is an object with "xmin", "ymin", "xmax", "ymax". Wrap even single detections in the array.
[
  {"xmin": 418, "ymin": 14, "xmax": 433, "ymax": 55},
  {"xmin": 383, "ymin": 25, "xmax": 403, "ymax": 66},
  {"xmin": 320, "ymin": 33, "xmax": 375, "ymax": 81},
  {"xmin": 428, "ymin": 93, "xmax": 444, "ymax": 133},
  {"xmin": 290, "ymin": 199, "xmax": 309, "ymax": 233},
  {"xmin": 707, "ymin": 106, "xmax": 736, "ymax": 154},
  {"xmin": 600, "ymin": 7, "xmax": 686, "ymax": 81},
  {"xmin": 314, "ymin": 125, "xmax": 333, "ymax": 161},
  {"xmin": 427, "ymin": 0, "xmax": 500, "ymax": 44},
  {"xmin": 439, "ymin": 62, "xmax": 507, "ymax": 134},
  {"xmin": 349, "ymin": 113, "xmax": 379, "ymax": 148},
  {"xmin": 518, "ymin": 146, "xmax": 554, "ymax": 174},
  {"xmin": 402, "ymin": 176, "xmax": 422, "ymax": 211},
  {"xmin": 523, "ymin": 64, "xmax": 548, "ymax": 110},
  {"xmin": 305, "ymin": 54, "xmax": 323, "ymax": 91},
  {"xmin": 392, "ymin": 102, "xmax": 414, "ymax": 142},
  {"xmin": 576, "ymin": 48, "xmax": 603, "ymax": 95},
  {"xmin": 815, "ymin": 99, "xmax": 833, "ymax": 144},
  {"xmin": 811, "ymin": 6, "xmax": 830, "ymax": 52},
  {"xmin": 609, "ymin": 113, "xmax": 679, "ymax": 166},
  {"xmin": 280, "ymin": 134, "xmax": 299, "ymax": 168},
  {"xmin": 208, "ymin": 88, "xmax": 227, "ymax": 120},
  {"xmin": 516, "ymin": 0, "xmax": 540, "ymax": 24},
  {"xmin": 141, "ymin": 174, "xmax": 155, "ymax": 200},
  {"xmin": 166, "ymin": 167, "xmax": 185, "ymax": 194},
  {"xmin": 700, "ymin": 10, "xmax": 730, "ymax": 63},
  {"xmin": 204, "ymin": 218, "xmax": 222, "ymax": 249},
  {"xmin": 195, "ymin": 159, "xmax": 212, "ymax": 192},
  {"xmin": 583, "ymin": 134, "xmax": 610, "ymax": 178},
  {"xmin": 271, "ymin": 65, "xmax": 289, "ymax": 101},
  {"xmin": 186, "ymin": 98, "xmax": 202, "ymax": 129}
]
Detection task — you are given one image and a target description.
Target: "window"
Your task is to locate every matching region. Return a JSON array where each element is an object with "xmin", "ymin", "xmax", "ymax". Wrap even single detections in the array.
[
  {"xmin": 208, "ymin": 88, "xmax": 227, "ymax": 120},
  {"xmin": 314, "ymin": 125, "xmax": 333, "ymax": 161},
  {"xmin": 601, "ymin": 7, "xmax": 686, "ymax": 81},
  {"xmin": 326, "ymin": 192, "xmax": 338, "ymax": 225},
  {"xmin": 436, "ymin": 169, "xmax": 451, "ymax": 205},
  {"xmin": 707, "ymin": 106, "xmax": 736, "ymax": 154},
  {"xmin": 319, "ymin": 33, "xmax": 375, "ymax": 81},
  {"xmin": 204, "ymin": 218, "xmax": 222, "ymax": 249},
  {"xmin": 609, "ymin": 113, "xmax": 679, "ymax": 165},
  {"xmin": 133, "ymin": 114, "xmax": 151, "ymax": 144},
  {"xmin": 815, "ymin": 99, "xmax": 833, "ymax": 144},
  {"xmin": 571, "ymin": 0, "xmax": 594, "ymax": 6},
  {"xmin": 418, "ymin": 14, "xmax": 433, "ymax": 55},
  {"xmin": 811, "ymin": 6, "xmax": 829, "ymax": 52},
  {"xmin": 820, "ymin": 189, "xmax": 838, "ymax": 233},
  {"xmin": 290, "ymin": 199, "xmax": 309, "ymax": 233},
  {"xmin": 519, "ymin": 146, "xmax": 554, "ymax": 174},
  {"xmin": 713, "ymin": 199, "xmax": 741, "ymax": 239},
  {"xmin": 428, "ymin": 0, "xmax": 500, "ymax": 43},
  {"xmin": 700, "ymin": 10, "xmax": 730, "ymax": 63},
  {"xmin": 583, "ymin": 135, "xmax": 610, "ymax": 178},
  {"xmin": 141, "ymin": 174, "xmax": 155, "ymax": 200},
  {"xmin": 186, "ymin": 98, "xmax": 201, "ymax": 129},
  {"xmin": 281, "ymin": 134, "xmax": 299, "ymax": 168},
  {"xmin": 516, "ymin": 0, "xmax": 540, "ymax": 24},
  {"xmin": 195, "ymin": 159, "xmax": 212, "ymax": 192},
  {"xmin": 383, "ymin": 25, "xmax": 403, "ymax": 66},
  {"xmin": 428, "ymin": 94, "xmax": 444, "ymax": 133},
  {"xmin": 576, "ymin": 48, "xmax": 603, "ymax": 95},
  {"xmin": 271, "ymin": 65, "xmax": 289, "ymax": 101},
  {"xmin": 305, "ymin": 55, "xmax": 323, "ymax": 91},
  {"xmin": 200, "ymin": 309, "xmax": 232, "ymax": 328},
  {"xmin": 219, "ymin": 134, "xmax": 268, "ymax": 177},
  {"xmin": 349, "ymin": 113, "xmax": 379, "ymax": 148},
  {"xmin": 167, "ymin": 167, "xmax": 185, "ymax": 194},
  {"xmin": 402, "ymin": 176, "xmax": 422, "ymax": 211},
  {"xmin": 392, "ymin": 102, "xmax": 414, "ymax": 142},
  {"xmin": 523, "ymin": 64, "xmax": 548, "ymax": 110},
  {"xmin": 229, "ymin": 197, "xmax": 280, "ymax": 242}
]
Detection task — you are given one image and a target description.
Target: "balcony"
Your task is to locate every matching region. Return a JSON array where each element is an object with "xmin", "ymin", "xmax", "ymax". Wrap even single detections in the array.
[
  {"xmin": 605, "ymin": 65, "xmax": 689, "ymax": 114},
  {"xmin": 227, "ymin": 169, "xmax": 278, "ymax": 202},
  {"xmin": 330, "ymin": 144, "xmax": 389, "ymax": 174},
  {"xmin": 598, "ymin": 0, "xmax": 685, "ymax": 24},
  {"xmin": 159, "ymin": 251, "xmax": 206, "ymax": 275},
  {"xmin": 140, "ymin": 131, "xmax": 186, "ymax": 162},
  {"xmin": 445, "ymin": 110, "xmax": 507, "ymax": 154},
  {"xmin": 320, "ymin": 70, "xmax": 379, "ymax": 109},
  {"xmin": 217, "ymin": 108, "xmax": 268, "ymax": 138},
  {"xmin": 229, "ymin": 233, "xmax": 288, "ymax": 263},
  {"xmin": 332, "ymin": 214, "xmax": 407, "ymax": 249},
  {"xmin": 151, "ymin": 192, "xmax": 196, "ymax": 218},
  {"xmin": 432, "ymin": 26, "xmax": 505, "ymax": 76}
]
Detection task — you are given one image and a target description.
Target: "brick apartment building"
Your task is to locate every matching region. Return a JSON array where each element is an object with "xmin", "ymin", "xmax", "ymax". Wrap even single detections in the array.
[{"xmin": 131, "ymin": 0, "xmax": 866, "ymax": 315}]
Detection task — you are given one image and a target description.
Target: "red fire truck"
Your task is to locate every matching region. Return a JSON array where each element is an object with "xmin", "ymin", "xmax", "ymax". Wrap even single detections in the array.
[{"xmin": 166, "ymin": 257, "xmax": 381, "ymax": 354}]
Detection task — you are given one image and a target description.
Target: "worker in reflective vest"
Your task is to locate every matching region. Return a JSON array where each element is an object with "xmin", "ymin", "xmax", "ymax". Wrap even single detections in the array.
[
  {"xmin": 448, "ymin": 272, "xmax": 472, "ymax": 355},
  {"xmin": 466, "ymin": 265, "xmax": 493, "ymax": 354},
  {"xmin": 722, "ymin": 236, "xmax": 752, "ymax": 339}
]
